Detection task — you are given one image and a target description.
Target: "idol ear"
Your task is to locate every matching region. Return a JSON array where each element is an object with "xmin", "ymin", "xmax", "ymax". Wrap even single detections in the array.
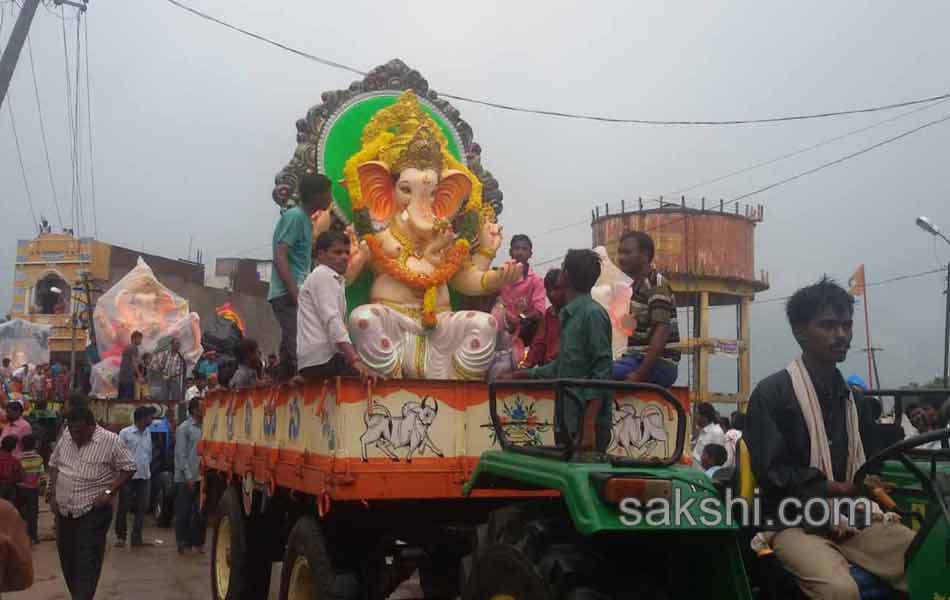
[
  {"xmin": 433, "ymin": 170, "xmax": 472, "ymax": 219},
  {"xmin": 357, "ymin": 162, "xmax": 396, "ymax": 223}
]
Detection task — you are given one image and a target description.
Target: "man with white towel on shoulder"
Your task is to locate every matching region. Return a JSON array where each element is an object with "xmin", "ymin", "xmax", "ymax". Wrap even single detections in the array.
[{"xmin": 744, "ymin": 277, "xmax": 915, "ymax": 600}]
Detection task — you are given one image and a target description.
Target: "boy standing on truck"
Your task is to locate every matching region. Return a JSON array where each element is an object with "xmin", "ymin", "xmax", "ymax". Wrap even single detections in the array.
[
  {"xmin": 118, "ymin": 331, "xmax": 143, "ymax": 400},
  {"xmin": 268, "ymin": 174, "xmax": 334, "ymax": 382},
  {"xmin": 500, "ymin": 249, "xmax": 613, "ymax": 450},
  {"xmin": 297, "ymin": 231, "xmax": 379, "ymax": 382},
  {"xmin": 497, "ymin": 234, "xmax": 547, "ymax": 346}
]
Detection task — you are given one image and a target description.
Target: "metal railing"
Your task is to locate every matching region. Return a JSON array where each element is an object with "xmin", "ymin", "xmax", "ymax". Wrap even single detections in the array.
[{"xmin": 488, "ymin": 379, "xmax": 687, "ymax": 467}]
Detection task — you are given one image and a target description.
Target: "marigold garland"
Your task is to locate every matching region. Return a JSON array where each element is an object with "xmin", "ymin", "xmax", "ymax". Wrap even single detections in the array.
[{"xmin": 364, "ymin": 236, "xmax": 471, "ymax": 327}]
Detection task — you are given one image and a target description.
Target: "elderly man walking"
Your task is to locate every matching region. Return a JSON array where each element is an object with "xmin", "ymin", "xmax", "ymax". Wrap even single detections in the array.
[{"xmin": 49, "ymin": 404, "xmax": 136, "ymax": 600}]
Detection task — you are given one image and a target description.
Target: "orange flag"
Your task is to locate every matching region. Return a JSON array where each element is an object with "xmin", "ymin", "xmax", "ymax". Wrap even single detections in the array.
[{"xmin": 848, "ymin": 265, "xmax": 866, "ymax": 296}]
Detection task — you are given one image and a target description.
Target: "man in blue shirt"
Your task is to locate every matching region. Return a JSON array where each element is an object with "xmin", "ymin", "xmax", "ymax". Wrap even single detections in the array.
[
  {"xmin": 269, "ymin": 174, "xmax": 334, "ymax": 381},
  {"xmin": 115, "ymin": 406, "xmax": 153, "ymax": 547},
  {"xmin": 174, "ymin": 397, "xmax": 205, "ymax": 555}
]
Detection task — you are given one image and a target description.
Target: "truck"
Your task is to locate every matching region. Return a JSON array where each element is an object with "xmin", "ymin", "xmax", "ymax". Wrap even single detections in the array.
[{"xmin": 198, "ymin": 378, "xmax": 735, "ymax": 599}]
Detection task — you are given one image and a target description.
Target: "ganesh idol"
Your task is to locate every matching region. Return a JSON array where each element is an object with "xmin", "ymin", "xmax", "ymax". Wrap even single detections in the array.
[{"xmin": 340, "ymin": 91, "xmax": 521, "ymax": 380}]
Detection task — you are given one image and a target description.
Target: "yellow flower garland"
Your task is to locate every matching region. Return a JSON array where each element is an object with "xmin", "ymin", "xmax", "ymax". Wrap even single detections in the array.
[{"xmin": 364, "ymin": 236, "xmax": 471, "ymax": 327}]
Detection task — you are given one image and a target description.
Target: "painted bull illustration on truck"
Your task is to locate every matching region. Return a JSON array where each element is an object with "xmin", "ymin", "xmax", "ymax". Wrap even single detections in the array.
[
  {"xmin": 609, "ymin": 401, "xmax": 669, "ymax": 458},
  {"xmin": 361, "ymin": 396, "xmax": 444, "ymax": 462}
]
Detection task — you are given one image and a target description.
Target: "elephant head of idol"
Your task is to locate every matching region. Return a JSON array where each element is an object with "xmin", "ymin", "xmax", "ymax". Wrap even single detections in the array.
[{"xmin": 344, "ymin": 91, "xmax": 481, "ymax": 244}]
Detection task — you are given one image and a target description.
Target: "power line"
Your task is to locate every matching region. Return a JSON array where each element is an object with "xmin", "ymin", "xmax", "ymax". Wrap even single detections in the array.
[
  {"xmin": 26, "ymin": 33, "xmax": 64, "ymax": 228},
  {"xmin": 72, "ymin": 9, "xmax": 84, "ymax": 235},
  {"xmin": 83, "ymin": 15, "xmax": 97, "ymax": 238},
  {"xmin": 727, "ymin": 267, "xmax": 946, "ymax": 308},
  {"xmin": 665, "ymin": 96, "xmax": 950, "ymax": 198},
  {"xmin": 162, "ymin": 0, "xmax": 950, "ymax": 127},
  {"xmin": 60, "ymin": 4, "xmax": 77, "ymax": 232},
  {"xmin": 727, "ymin": 111, "xmax": 950, "ymax": 205},
  {"xmin": 537, "ymin": 105, "xmax": 950, "ymax": 246},
  {"xmin": 6, "ymin": 95, "xmax": 39, "ymax": 229}
]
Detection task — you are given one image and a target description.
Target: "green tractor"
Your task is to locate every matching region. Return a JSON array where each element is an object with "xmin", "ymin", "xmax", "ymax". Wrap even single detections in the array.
[{"xmin": 461, "ymin": 379, "xmax": 950, "ymax": 600}]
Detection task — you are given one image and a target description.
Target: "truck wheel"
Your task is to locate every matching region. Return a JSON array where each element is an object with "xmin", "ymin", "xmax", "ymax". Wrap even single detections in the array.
[
  {"xmin": 211, "ymin": 487, "xmax": 272, "ymax": 600},
  {"xmin": 278, "ymin": 516, "xmax": 335, "ymax": 600}
]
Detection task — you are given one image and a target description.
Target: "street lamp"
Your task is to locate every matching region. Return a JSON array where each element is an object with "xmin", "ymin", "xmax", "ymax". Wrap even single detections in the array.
[{"xmin": 916, "ymin": 216, "xmax": 950, "ymax": 387}]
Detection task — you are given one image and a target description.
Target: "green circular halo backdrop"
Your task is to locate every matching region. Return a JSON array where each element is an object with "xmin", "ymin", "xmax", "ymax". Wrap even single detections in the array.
[
  {"xmin": 316, "ymin": 92, "xmax": 467, "ymax": 315},
  {"xmin": 318, "ymin": 92, "xmax": 464, "ymax": 223}
]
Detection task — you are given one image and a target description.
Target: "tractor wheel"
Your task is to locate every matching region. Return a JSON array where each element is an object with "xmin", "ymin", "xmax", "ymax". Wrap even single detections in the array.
[
  {"xmin": 461, "ymin": 503, "xmax": 559, "ymax": 588},
  {"xmin": 463, "ymin": 505, "xmax": 666, "ymax": 600},
  {"xmin": 278, "ymin": 517, "xmax": 335, "ymax": 600},
  {"xmin": 211, "ymin": 487, "xmax": 272, "ymax": 600},
  {"xmin": 461, "ymin": 544, "xmax": 548, "ymax": 600}
]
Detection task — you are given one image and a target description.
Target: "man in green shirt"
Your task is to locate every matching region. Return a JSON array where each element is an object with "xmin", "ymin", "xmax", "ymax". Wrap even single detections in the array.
[
  {"xmin": 501, "ymin": 249, "xmax": 613, "ymax": 450},
  {"xmin": 269, "ymin": 174, "xmax": 333, "ymax": 381}
]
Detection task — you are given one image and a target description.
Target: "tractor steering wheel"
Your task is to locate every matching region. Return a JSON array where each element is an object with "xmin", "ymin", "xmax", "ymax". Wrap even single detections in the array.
[{"xmin": 853, "ymin": 428, "xmax": 950, "ymax": 514}]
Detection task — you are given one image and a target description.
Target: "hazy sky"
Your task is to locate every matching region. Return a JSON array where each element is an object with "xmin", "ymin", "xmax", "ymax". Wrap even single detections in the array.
[{"xmin": 2, "ymin": 1, "xmax": 949, "ymax": 392}]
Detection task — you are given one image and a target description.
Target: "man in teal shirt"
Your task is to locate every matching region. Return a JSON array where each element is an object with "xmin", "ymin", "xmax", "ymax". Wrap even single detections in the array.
[
  {"xmin": 269, "ymin": 174, "xmax": 333, "ymax": 381},
  {"xmin": 502, "ymin": 249, "xmax": 613, "ymax": 450}
]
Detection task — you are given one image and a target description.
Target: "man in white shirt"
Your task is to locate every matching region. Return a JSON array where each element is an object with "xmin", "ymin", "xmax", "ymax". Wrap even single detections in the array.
[
  {"xmin": 297, "ymin": 231, "xmax": 379, "ymax": 382},
  {"xmin": 691, "ymin": 402, "xmax": 726, "ymax": 471},
  {"xmin": 115, "ymin": 406, "xmax": 153, "ymax": 547}
]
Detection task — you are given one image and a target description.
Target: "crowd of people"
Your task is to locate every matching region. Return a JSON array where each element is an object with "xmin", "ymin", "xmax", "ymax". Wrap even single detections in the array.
[
  {"xmin": 0, "ymin": 359, "xmax": 72, "ymax": 409},
  {"xmin": 0, "ymin": 390, "xmax": 208, "ymax": 598}
]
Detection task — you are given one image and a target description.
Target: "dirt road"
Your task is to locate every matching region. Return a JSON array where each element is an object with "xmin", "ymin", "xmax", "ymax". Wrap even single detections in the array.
[{"xmin": 8, "ymin": 506, "xmax": 422, "ymax": 600}]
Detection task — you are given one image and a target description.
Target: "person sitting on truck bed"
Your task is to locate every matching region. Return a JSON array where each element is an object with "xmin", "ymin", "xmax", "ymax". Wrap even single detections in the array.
[
  {"xmin": 523, "ymin": 268, "xmax": 566, "ymax": 368},
  {"xmin": 744, "ymin": 277, "xmax": 915, "ymax": 600},
  {"xmin": 611, "ymin": 230, "xmax": 680, "ymax": 387},
  {"xmin": 230, "ymin": 338, "xmax": 262, "ymax": 389},
  {"xmin": 499, "ymin": 249, "xmax": 613, "ymax": 450},
  {"xmin": 297, "ymin": 231, "xmax": 380, "ymax": 382}
]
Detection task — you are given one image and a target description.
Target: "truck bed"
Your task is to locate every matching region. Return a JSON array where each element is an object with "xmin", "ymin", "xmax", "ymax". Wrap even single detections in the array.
[{"xmin": 199, "ymin": 378, "xmax": 690, "ymax": 502}]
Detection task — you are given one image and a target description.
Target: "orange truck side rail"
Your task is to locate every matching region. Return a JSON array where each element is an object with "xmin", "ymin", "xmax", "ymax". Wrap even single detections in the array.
[{"xmin": 199, "ymin": 378, "xmax": 690, "ymax": 503}]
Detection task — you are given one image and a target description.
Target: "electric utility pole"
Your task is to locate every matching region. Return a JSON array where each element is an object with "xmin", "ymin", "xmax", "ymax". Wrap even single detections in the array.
[
  {"xmin": 944, "ymin": 263, "xmax": 950, "ymax": 387},
  {"xmin": 0, "ymin": 0, "xmax": 41, "ymax": 110},
  {"xmin": 0, "ymin": 0, "xmax": 87, "ymax": 110}
]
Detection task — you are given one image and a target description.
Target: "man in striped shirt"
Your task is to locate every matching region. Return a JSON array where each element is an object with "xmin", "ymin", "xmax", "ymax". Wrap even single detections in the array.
[
  {"xmin": 611, "ymin": 231, "xmax": 680, "ymax": 387},
  {"xmin": 49, "ymin": 404, "xmax": 136, "ymax": 600}
]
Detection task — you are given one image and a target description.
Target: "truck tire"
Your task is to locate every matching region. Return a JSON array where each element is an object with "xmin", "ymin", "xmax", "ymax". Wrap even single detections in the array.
[
  {"xmin": 211, "ymin": 487, "xmax": 272, "ymax": 600},
  {"xmin": 277, "ymin": 516, "xmax": 336, "ymax": 600}
]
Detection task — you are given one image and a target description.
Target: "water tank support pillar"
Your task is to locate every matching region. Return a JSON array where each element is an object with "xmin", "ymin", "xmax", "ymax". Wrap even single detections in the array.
[
  {"xmin": 738, "ymin": 296, "xmax": 752, "ymax": 411},
  {"xmin": 697, "ymin": 291, "xmax": 710, "ymax": 403}
]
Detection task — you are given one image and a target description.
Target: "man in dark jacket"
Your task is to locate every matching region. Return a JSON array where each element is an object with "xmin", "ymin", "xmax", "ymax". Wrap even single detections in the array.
[{"xmin": 744, "ymin": 277, "xmax": 915, "ymax": 600}]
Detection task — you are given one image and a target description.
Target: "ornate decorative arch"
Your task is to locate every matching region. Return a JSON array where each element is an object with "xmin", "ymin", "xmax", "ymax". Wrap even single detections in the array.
[{"xmin": 271, "ymin": 59, "xmax": 503, "ymax": 220}]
